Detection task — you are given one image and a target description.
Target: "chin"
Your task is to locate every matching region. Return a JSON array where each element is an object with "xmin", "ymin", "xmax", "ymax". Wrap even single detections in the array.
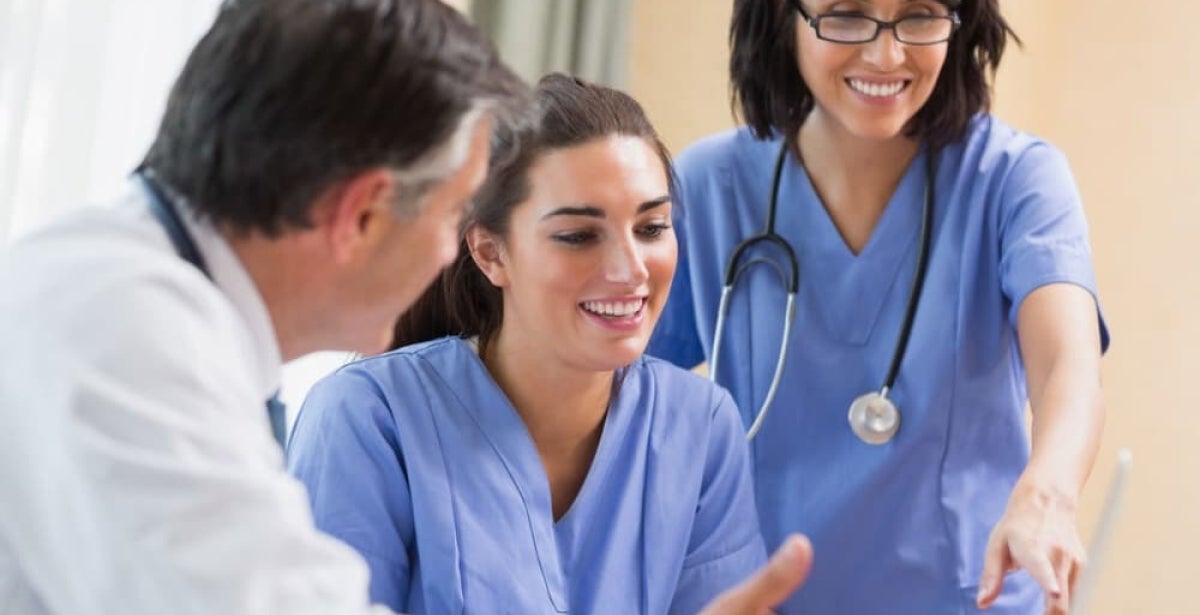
[
  {"xmin": 849, "ymin": 117, "xmax": 912, "ymax": 142},
  {"xmin": 602, "ymin": 338, "xmax": 649, "ymax": 369}
]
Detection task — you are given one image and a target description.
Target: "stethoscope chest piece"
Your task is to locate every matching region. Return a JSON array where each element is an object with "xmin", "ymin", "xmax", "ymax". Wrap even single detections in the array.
[{"xmin": 848, "ymin": 391, "xmax": 900, "ymax": 445}]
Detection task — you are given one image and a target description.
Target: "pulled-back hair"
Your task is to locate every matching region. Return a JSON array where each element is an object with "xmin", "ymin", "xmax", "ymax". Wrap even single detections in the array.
[
  {"xmin": 730, "ymin": 0, "xmax": 1018, "ymax": 149},
  {"xmin": 391, "ymin": 73, "xmax": 673, "ymax": 352}
]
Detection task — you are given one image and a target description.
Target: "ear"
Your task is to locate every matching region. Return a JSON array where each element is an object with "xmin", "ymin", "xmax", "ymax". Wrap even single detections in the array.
[
  {"xmin": 465, "ymin": 225, "xmax": 509, "ymax": 288},
  {"xmin": 315, "ymin": 168, "xmax": 395, "ymax": 265}
]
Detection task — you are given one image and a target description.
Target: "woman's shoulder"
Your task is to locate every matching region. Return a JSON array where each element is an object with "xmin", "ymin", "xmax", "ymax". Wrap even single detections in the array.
[
  {"xmin": 631, "ymin": 356, "xmax": 738, "ymax": 420},
  {"xmin": 952, "ymin": 114, "xmax": 1071, "ymax": 178},
  {"xmin": 329, "ymin": 336, "xmax": 476, "ymax": 389},
  {"xmin": 626, "ymin": 357, "xmax": 749, "ymax": 461},
  {"xmin": 676, "ymin": 126, "xmax": 782, "ymax": 179}
]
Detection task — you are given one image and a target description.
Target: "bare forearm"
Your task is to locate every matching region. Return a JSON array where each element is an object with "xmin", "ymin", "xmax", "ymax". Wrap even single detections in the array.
[
  {"xmin": 1016, "ymin": 283, "xmax": 1106, "ymax": 506},
  {"xmin": 1023, "ymin": 368, "xmax": 1105, "ymax": 507}
]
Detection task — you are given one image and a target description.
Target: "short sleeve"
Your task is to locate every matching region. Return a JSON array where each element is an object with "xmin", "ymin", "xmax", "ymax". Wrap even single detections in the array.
[
  {"xmin": 668, "ymin": 389, "xmax": 767, "ymax": 615},
  {"xmin": 287, "ymin": 368, "xmax": 415, "ymax": 612},
  {"xmin": 998, "ymin": 144, "xmax": 1110, "ymax": 351},
  {"xmin": 649, "ymin": 188, "xmax": 706, "ymax": 368}
]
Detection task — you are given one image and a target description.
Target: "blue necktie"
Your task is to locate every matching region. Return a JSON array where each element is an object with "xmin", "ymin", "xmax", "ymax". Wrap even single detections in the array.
[{"xmin": 266, "ymin": 393, "xmax": 287, "ymax": 449}]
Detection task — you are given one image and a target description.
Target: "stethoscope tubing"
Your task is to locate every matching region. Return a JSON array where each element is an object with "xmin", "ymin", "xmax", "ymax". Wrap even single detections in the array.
[
  {"xmin": 710, "ymin": 141, "xmax": 935, "ymax": 442},
  {"xmin": 136, "ymin": 170, "xmax": 212, "ymax": 279}
]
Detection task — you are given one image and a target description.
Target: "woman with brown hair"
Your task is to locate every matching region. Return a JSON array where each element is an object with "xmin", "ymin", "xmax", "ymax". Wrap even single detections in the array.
[{"xmin": 287, "ymin": 74, "xmax": 800, "ymax": 614}]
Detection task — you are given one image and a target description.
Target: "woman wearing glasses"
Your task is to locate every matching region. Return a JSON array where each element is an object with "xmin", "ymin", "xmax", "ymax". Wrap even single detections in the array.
[{"xmin": 649, "ymin": 1, "xmax": 1107, "ymax": 613}]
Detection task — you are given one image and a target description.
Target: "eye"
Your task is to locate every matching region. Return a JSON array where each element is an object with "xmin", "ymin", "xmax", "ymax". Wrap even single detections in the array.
[
  {"xmin": 552, "ymin": 230, "xmax": 598, "ymax": 246},
  {"xmin": 637, "ymin": 222, "xmax": 672, "ymax": 240}
]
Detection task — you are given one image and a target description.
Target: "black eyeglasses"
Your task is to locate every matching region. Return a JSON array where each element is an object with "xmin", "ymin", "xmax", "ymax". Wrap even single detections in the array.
[{"xmin": 789, "ymin": 1, "xmax": 960, "ymax": 45}]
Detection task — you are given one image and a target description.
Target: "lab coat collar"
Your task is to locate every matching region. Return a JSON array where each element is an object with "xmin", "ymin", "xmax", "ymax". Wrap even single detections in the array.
[{"xmin": 146, "ymin": 182, "xmax": 285, "ymax": 402}]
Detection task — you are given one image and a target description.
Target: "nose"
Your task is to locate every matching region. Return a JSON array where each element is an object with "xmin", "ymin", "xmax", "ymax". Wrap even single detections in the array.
[
  {"xmin": 861, "ymin": 27, "xmax": 905, "ymax": 69},
  {"xmin": 603, "ymin": 233, "xmax": 649, "ymax": 287}
]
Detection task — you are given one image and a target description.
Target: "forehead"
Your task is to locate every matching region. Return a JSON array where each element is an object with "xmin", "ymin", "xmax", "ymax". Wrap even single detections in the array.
[
  {"xmin": 524, "ymin": 136, "xmax": 669, "ymax": 212},
  {"xmin": 814, "ymin": 0, "xmax": 949, "ymax": 7}
]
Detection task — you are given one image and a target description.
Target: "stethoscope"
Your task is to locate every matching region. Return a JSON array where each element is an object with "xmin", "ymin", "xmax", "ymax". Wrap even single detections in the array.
[
  {"xmin": 710, "ymin": 142, "xmax": 935, "ymax": 444},
  {"xmin": 135, "ymin": 169, "xmax": 211, "ymax": 278}
]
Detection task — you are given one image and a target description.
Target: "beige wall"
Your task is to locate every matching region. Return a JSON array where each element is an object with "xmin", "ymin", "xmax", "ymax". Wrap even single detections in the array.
[{"xmin": 630, "ymin": 1, "xmax": 1200, "ymax": 612}]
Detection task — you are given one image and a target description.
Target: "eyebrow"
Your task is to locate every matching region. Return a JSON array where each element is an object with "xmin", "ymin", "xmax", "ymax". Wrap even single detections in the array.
[
  {"xmin": 822, "ymin": 0, "xmax": 927, "ymax": 6},
  {"xmin": 540, "ymin": 195, "xmax": 671, "ymax": 220}
]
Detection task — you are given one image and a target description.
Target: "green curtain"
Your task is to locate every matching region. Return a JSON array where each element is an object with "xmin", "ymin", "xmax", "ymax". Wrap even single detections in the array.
[{"xmin": 469, "ymin": 0, "xmax": 632, "ymax": 88}]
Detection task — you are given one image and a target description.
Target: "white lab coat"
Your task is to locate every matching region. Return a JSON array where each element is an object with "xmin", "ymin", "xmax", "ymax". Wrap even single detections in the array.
[{"xmin": 0, "ymin": 182, "xmax": 392, "ymax": 615}]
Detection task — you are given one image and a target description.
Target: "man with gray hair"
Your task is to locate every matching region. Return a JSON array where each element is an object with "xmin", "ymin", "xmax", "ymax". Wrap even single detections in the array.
[{"xmin": 0, "ymin": 1, "xmax": 810, "ymax": 613}]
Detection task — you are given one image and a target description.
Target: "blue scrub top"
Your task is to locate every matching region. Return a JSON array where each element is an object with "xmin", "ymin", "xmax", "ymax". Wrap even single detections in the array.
[
  {"xmin": 287, "ymin": 337, "xmax": 766, "ymax": 615},
  {"xmin": 648, "ymin": 115, "xmax": 1109, "ymax": 614}
]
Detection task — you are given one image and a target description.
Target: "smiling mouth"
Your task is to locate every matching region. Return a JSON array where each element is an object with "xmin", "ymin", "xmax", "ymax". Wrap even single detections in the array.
[
  {"xmin": 580, "ymin": 298, "xmax": 647, "ymax": 319},
  {"xmin": 846, "ymin": 78, "xmax": 911, "ymax": 98}
]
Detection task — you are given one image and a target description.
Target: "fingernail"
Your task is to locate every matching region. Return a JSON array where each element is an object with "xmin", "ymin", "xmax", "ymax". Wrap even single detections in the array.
[{"xmin": 976, "ymin": 581, "xmax": 990, "ymax": 602}]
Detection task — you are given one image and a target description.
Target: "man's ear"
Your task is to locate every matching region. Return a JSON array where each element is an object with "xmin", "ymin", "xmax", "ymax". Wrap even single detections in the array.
[
  {"xmin": 317, "ymin": 168, "xmax": 394, "ymax": 265},
  {"xmin": 466, "ymin": 225, "xmax": 508, "ymax": 288}
]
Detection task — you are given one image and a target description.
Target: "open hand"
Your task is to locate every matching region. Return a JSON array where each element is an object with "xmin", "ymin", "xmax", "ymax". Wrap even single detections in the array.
[{"xmin": 697, "ymin": 534, "xmax": 813, "ymax": 615}]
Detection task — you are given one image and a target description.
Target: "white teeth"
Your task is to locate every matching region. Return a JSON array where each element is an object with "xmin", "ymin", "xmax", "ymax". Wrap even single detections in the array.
[
  {"xmin": 848, "ymin": 78, "xmax": 906, "ymax": 98},
  {"xmin": 582, "ymin": 299, "xmax": 644, "ymax": 318}
]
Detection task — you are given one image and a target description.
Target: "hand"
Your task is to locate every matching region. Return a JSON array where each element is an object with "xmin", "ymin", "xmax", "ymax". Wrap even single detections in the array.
[
  {"xmin": 697, "ymin": 534, "xmax": 813, "ymax": 615},
  {"xmin": 976, "ymin": 480, "xmax": 1086, "ymax": 614}
]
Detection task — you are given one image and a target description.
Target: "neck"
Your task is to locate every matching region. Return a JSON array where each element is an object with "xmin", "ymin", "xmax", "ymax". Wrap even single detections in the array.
[
  {"xmin": 483, "ymin": 324, "xmax": 612, "ymax": 453},
  {"xmin": 797, "ymin": 111, "xmax": 922, "ymax": 253},
  {"xmin": 798, "ymin": 109, "xmax": 921, "ymax": 195},
  {"xmin": 483, "ymin": 322, "xmax": 611, "ymax": 519},
  {"xmin": 223, "ymin": 227, "xmax": 323, "ymax": 362}
]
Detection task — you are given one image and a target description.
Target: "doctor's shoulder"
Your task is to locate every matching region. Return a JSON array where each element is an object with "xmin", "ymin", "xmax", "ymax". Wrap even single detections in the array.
[{"xmin": 0, "ymin": 211, "xmax": 238, "ymax": 356}]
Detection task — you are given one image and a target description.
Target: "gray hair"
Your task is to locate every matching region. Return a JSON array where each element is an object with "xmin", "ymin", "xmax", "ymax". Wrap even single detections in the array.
[{"xmin": 388, "ymin": 103, "xmax": 490, "ymax": 219}]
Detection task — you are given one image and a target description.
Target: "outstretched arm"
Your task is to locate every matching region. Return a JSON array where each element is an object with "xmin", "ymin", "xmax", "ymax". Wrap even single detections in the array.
[{"xmin": 977, "ymin": 283, "xmax": 1104, "ymax": 614}]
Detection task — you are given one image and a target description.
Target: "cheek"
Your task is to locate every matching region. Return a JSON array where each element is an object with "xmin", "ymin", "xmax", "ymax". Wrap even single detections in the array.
[
  {"xmin": 916, "ymin": 48, "xmax": 949, "ymax": 84},
  {"xmin": 505, "ymin": 246, "xmax": 582, "ymax": 308},
  {"xmin": 541, "ymin": 254, "xmax": 593, "ymax": 294},
  {"xmin": 646, "ymin": 240, "xmax": 678, "ymax": 286},
  {"xmin": 415, "ymin": 208, "xmax": 462, "ymax": 270},
  {"xmin": 435, "ymin": 219, "xmax": 460, "ymax": 267},
  {"xmin": 796, "ymin": 35, "xmax": 840, "ymax": 80}
]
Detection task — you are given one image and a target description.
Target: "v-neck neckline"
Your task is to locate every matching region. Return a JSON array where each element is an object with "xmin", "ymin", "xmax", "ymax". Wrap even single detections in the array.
[
  {"xmin": 789, "ymin": 148, "xmax": 927, "ymax": 262},
  {"xmin": 773, "ymin": 148, "xmax": 931, "ymax": 345},
  {"xmin": 458, "ymin": 338, "xmax": 626, "ymax": 528},
  {"xmin": 448, "ymin": 338, "xmax": 635, "ymax": 611}
]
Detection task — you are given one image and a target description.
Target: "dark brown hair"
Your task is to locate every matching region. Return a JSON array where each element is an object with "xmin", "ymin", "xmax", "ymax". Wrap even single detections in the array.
[
  {"xmin": 142, "ymin": 0, "xmax": 525, "ymax": 236},
  {"xmin": 730, "ymin": 0, "xmax": 1018, "ymax": 150},
  {"xmin": 391, "ymin": 73, "xmax": 674, "ymax": 353}
]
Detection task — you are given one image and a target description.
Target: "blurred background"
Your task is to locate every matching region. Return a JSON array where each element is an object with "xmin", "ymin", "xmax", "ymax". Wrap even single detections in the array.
[{"xmin": 1, "ymin": 1, "xmax": 1195, "ymax": 612}]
